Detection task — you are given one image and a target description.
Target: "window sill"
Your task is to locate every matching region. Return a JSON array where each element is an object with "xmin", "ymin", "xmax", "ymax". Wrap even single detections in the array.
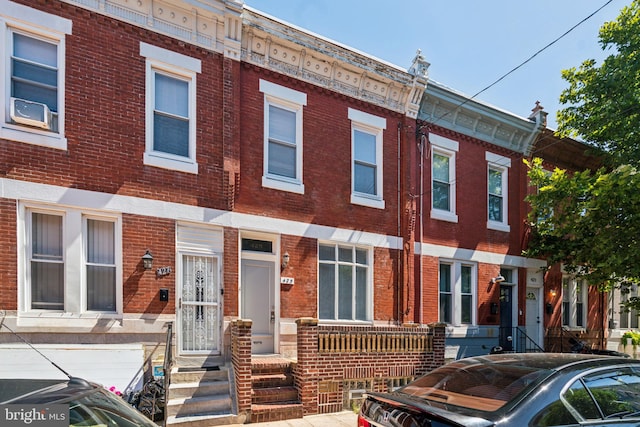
[
  {"xmin": 487, "ymin": 220, "xmax": 510, "ymax": 232},
  {"xmin": 1, "ymin": 125, "xmax": 67, "ymax": 150},
  {"xmin": 17, "ymin": 312, "xmax": 123, "ymax": 328},
  {"xmin": 431, "ymin": 209, "xmax": 458, "ymax": 223},
  {"xmin": 262, "ymin": 175, "xmax": 305, "ymax": 194},
  {"xmin": 144, "ymin": 152, "xmax": 198, "ymax": 174},
  {"xmin": 318, "ymin": 319, "xmax": 373, "ymax": 326},
  {"xmin": 351, "ymin": 194, "xmax": 385, "ymax": 209}
]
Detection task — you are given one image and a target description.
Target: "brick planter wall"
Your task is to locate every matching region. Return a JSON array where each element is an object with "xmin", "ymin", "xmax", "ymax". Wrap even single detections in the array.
[{"xmin": 295, "ymin": 318, "xmax": 445, "ymax": 415}]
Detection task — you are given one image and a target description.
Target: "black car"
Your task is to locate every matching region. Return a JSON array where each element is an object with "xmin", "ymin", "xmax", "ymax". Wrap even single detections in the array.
[
  {"xmin": 358, "ymin": 353, "xmax": 640, "ymax": 427},
  {"xmin": 0, "ymin": 377, "xmax": 158, "ymax": 427}
]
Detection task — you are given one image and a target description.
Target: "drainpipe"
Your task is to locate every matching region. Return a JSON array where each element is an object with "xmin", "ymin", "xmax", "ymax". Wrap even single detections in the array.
[
  {"xmin": 397, "ymin": 122, "xmax": 403, "ymax": 324},
  {"xmin": 418, "ymin": 131, "xmax": 426, "ymax": 325}
]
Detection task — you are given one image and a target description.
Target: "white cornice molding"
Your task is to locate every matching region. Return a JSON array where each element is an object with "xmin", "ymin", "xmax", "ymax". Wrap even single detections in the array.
[
  {"xmin": 420, "ymin": 80, "xmax": 543, "ymax": 154},
  {"xmin": 57, "ymin": 0, "xmax": 428, "ymax": 117},
  {"xmin": 59, "ymin": 0, "xmax": 242, "ymax": 57},
  {"xmin": 241, "ymin": 7, "xmax": 428, "ymax": 117}
]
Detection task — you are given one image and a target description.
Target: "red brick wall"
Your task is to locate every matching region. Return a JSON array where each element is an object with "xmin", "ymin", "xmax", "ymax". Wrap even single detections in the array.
[
  {"xmin": 293, "ymin": 319, "xmax": 445, "ymax": 415},
  {"xmin": 0, "ymin": 199, "xmax": 17, "ymax": 311},
  {"xmin": 236, "ymin": 65, "xmax": 407, "ymax": 236},
  {"xmin": 122, "ymin": 215, "xmax": 175, "ymax": 314},
  {"xmin": 421, "ymin": 126, "xmax": 523, "ymax": 256},
  {"xmin": 5, "ymin": 0, "xmax": 227, "ymax": 210}
]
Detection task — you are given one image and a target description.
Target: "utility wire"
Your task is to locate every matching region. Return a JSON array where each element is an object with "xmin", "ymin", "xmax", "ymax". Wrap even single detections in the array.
[
  {"xmin": 429, "ymin": 0, "xmax": 615, "ymax": 127},
  {"xmin": 415, "ymin": 0, "xmax": 617, "ymax": 195}
]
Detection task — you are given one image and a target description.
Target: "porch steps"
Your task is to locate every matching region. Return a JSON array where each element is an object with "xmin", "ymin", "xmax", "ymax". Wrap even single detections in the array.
[
  {"xmin": 165, "ymin": 366, "xmax": 245, "ymax": 427},
  {"xmin": 250, "ymin": 358, "xmax": 303, "ymax": 423}
]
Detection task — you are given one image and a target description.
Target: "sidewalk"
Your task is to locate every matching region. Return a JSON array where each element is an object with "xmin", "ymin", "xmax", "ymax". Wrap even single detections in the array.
[{"xmin": 224, "ymin": 411, "xmax": 357, "ymax": 427}]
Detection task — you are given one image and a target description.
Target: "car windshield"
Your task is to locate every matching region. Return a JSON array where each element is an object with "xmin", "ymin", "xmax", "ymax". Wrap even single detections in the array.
[
  {"xmin": 400, "ymin": 360, "xmax": 551, "ymax": 412},
  {"xmin": 69, "ymin": 388, "xmax": 158, "ymax": 427}
]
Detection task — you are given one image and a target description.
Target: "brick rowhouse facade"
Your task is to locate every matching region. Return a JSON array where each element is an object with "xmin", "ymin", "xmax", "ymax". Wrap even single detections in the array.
[{"xmin": 0, "ymin": 0, "xmax": 613, "ymax": 423}]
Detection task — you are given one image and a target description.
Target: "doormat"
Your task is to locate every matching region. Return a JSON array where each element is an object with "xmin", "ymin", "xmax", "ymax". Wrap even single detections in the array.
[{"xmin": 177, "ymin": 366, "xmax": 220, "ymax": 372}]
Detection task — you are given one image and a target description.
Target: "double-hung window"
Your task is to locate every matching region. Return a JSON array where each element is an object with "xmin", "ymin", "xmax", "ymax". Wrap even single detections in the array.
[
  {"xmin": 562, "ymin": 276, "xmax": 587, "ymax": 329},
  {"xmin": 349, "ymin": 108, "xmax": 386, "ymax": 209},
  {"xmin": 22, "ymin": 205, "xmax": 121, "ymax": 318},
  {"xmin": 318, "ymin": 243, "xmax": 371, "ymax": 322},
  {"xmin": 439, "ymin": 261, "xmax": 476, "ymax": 326},
  {"xmin": 611, "ymin": 285, "xmax": 640, "ymax": 330},
  {"xmin": 486, "ymin": 152, "xmax": 511, "ymax": 232},
  {"xmin": 141, "ymin": 42, "xmax": 201, "ymax": 174},
  {"xmin": 430, "ymin": 134, "xmax": 458, "ymax": 222},
  {"xmin": 1, "ymin": 1, "xmax": 71, "ymax": 149},
  {"xmin": 260, "ymin": 80, "xmax": 306, "ymax": 194}
]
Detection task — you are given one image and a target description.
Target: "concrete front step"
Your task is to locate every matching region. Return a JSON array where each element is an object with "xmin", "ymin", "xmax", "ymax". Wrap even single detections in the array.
[
  {"xmin": 250, "ymin": 402, "xmax": 304, "ymax": 423},
  {"xmin": 166, "ymin": 393, "xmax": 232, "ymax": 418},
  {"xmin": 169, "ymin": 367, "xmax": 228, "ymax": 383},
  {"xmin": 166, "ymin": 413, "xmax": 246, "ymax": 427},
  {"xmin": 169, "ymin": 380, "xmax": 230, "ymax": 400}
]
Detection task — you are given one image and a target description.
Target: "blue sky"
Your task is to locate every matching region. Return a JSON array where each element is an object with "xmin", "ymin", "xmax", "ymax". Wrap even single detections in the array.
[{"xmin": 244, "ymin": 0, "xmax": 627, "ymax": 129}]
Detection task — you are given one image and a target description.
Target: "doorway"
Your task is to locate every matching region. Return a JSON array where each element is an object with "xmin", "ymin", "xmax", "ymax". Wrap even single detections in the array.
[
  {"xmin": 525, "ymin": 287, "xmax": 543, "ymax": 349},
  {"xmin": 241, "ymin": 259, "xmax": 275, "ymax": 353},
  {"xmin": 177, "ymin": 254, "xmax": 221, "ymax": 355}
]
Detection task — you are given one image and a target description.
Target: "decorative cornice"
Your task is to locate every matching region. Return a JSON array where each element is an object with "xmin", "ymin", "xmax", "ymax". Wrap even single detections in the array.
[
  {"xmin": 57, "ymin": 0, "xmax": 427, "ymax": 117},
  {"xmin": 59, "ymin": 0, "xmax": 242, "ymax": 57},
  {"xmin": 241, "ymin": 7, "xmax": 428, "ymax": 117},
  {"xmin": 419, "ymin": 80, "xmax": 542, "ymax": 154}
]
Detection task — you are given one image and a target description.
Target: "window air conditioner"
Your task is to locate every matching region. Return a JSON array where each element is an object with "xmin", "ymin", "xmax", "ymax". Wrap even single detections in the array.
[{"xmin": 10, "ymin": 97, "xmax": 52, "ymax": 130}]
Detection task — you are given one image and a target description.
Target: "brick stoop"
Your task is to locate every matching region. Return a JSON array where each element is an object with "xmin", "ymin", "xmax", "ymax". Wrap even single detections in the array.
[{"xmin": 250, "ymin": 358, "xmax": 303, "ymax": 423}]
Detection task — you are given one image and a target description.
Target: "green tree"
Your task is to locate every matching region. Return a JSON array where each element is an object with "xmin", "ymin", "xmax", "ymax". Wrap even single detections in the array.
[{"xmin": 525, "ymin": 1, "xmax": 640, "ymax": 311}]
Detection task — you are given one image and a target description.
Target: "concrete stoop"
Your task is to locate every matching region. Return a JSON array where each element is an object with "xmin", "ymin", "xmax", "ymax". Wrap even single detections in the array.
[{"xmin": 166, "ymin": 366, "xmax": 243, "ymax": 427}]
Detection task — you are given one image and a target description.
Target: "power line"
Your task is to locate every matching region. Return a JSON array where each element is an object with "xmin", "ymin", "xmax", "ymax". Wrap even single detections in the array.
[{"xmin": 429, "ymin": 0, "xmax": 616, "ymax": 127}]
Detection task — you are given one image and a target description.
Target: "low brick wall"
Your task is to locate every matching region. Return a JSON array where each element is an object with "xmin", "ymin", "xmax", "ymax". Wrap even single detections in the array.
[
  {"xmin": 295, "ymin": 319, "xmax": 445, "ymax": 415},
  {"xmin": 230, "ymin": 318, "xmax": 445, "ymax": 417}
]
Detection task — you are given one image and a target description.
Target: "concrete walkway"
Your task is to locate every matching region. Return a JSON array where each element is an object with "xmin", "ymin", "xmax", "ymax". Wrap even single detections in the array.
[{"xmin": 223, "ymin": 411, "xmax": 357, "ymax": 427}]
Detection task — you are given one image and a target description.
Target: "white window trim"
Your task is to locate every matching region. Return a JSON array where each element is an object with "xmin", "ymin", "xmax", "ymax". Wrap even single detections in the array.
[
  {"xmin": 17, "ymin": 202, "xmax": 123, "ymax": 324},
  {"xmin": 260, "ymin": 79, "xmax": 306, "ymax": 194},
  {"xmin": 486, "ymin": 152, "xmax": 511, "ymax": 232},
  {"xmin": 317, "ymin": 241, "xmax": 373, "ymax": 324},
  {"xmin": 439, "ymin": 260, "xmax": 477, "ymax": 327},
  {"xmin": 349, "ymin": 108, "xmax": 386, "ymax": 209},
  {"xmin": 562, "ymin": 275, "xmax": 587, "ymax": 330},
  {"xmin": 431, "ymin": 134, "xmax": 459, "ymax": 222},
  {"xmin": 141, "ymin": 42, "xmax": 201, "ymax": 174},
  {"xmin": 1, "ymin": 1, "xmax": 71, "ymax": 150}
]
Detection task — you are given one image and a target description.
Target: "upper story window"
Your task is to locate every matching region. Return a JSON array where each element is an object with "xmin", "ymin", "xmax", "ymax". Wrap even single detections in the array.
[
  {"xmin": 562, "ymin": 276, "xmax": 587, "ymax": 329},
  {"xmin": 349, "ymin": 108, "xmax": 386, "ymax": 209},
  {"xmin": 430, "ymin": 134, "xmax": 458, "ymax": 222},
  {"xmin": 610, "ymin": 285, "xmax": 639, "ymax": 330},
  {"xmin": 1, "ymin": 1, "xmax": 71, "ymax": 150},
  {"xmin": 439, "ymin": 261, "xmax": 476, "ymax": 326},
  {"xmin": 141, "ymin": 42, "xmax": 201, "ymax": 174},
  {"xmin": 318, "ymin": 243, "xmax": 371, "ymax": 322},
  {"xmin": 259, "ymin": 80, "xmax": 306, "ymax": 194},
  {"xmin": 486, "ymin": 152, "xmax": 511, "ymax": 232},
  {"xmin": 21, "ymin": 204, "xmax": 122, "ymax": 319}
]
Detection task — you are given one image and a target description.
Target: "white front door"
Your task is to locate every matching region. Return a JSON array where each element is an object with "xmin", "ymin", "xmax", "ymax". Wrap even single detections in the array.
[
  {"xmin": 178, "ymin": 254, "xmax": 221, "ymax": 355},
  {"xmin": 241, "ymin": 259, "xmax": 275, "ymax": 354},
  {"xmin": 525, "ymin": 287, "xmax": 543, "ymax": 348}
]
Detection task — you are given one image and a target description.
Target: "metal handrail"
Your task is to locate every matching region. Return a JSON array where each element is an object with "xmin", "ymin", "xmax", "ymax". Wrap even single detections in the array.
[
  {"xmin": 163, "ymin": 322, "xmax": 173, "ymax": 427},
  {"xmin": 513, "ymin": 327, "xmax": 545, "ymax": 353}
]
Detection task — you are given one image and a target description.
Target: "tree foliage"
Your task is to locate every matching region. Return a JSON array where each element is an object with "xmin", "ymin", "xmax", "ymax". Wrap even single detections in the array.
[
  {"xmin": 557, "ymin": 1, "xmax": 640, "ymax": 166},
  {"xmin": 526, "ymin": 1, "xmax": 640, "ymax": 311}
]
